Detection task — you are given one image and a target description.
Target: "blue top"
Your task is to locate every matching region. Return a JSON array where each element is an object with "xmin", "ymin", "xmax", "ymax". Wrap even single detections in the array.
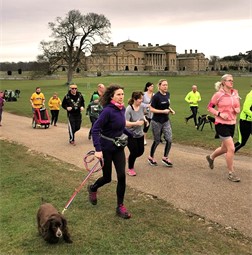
[
  {"xmin": 92, "ymin": 103, "xmax": 131, "ymax": 152},
  {"xmin": 151, "ymin": 91, "xmax": 171, "ymax": 124}
]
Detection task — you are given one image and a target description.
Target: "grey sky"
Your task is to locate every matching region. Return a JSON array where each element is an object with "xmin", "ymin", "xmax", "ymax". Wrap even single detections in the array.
[{"xmin": 1, "ymin": 0, "xmax": 251, "ymax": 62}]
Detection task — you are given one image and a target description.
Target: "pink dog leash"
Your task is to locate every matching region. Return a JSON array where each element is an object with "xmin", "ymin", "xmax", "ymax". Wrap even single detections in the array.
[{"xmin": 62, "ymin": 150, "xmax": 103, "ymax": 214}]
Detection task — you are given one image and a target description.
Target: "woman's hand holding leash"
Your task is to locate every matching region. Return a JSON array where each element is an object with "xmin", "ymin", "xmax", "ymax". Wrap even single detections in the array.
[{"xmin": 94, "ymin": 151, "xmax": 103, "ymax": 159}]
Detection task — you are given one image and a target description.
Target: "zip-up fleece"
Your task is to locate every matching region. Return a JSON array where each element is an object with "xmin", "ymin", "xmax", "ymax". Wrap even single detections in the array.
[
  {"xmin": 240, "ymin": 90, "xmax": 252, "ymax": 122},
  {"xmin": 92, "ymin": 103, "xmax": 131, "ymax": 152},
  {"xmin": 207, "ymin": 88, "xmax": 240, "ymax": 125}
]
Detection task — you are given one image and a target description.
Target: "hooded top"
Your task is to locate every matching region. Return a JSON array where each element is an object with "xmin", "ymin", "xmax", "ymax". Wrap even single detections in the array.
[{"xmin": 207, "ymin": 88, "xmax": 240, "ymax": 125}]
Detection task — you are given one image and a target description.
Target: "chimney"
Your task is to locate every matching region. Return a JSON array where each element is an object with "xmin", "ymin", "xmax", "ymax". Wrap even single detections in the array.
[
  {"xmin": 195, "ymin": 50, "xmax": 198, "ymax": 53},
  {"xmin": 156, "ymin": 44, "xmax": 159, "ymax": 46},
  {"xmin": 190, "ymin": 49, "xmax": 192, "ymax": 54},
  {"xmin": 185, "ymin": 50, "xmax": 187, "ymax": 54}
]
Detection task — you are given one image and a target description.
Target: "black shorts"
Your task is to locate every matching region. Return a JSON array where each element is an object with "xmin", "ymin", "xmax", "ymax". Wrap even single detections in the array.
[{"xmin": 215, "ymin": 123, "xmax": 235, "ymax": 139}]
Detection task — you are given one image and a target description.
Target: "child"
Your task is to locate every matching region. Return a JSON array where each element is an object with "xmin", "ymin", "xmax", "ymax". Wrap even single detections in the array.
[{"xmin": 86, "ymin": 94, "xmax": 103, "ymax": 139}]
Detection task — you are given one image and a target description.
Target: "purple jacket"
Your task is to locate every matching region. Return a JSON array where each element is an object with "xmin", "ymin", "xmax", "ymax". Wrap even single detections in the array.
[
  {"xmin": 92, "ymin": 103, "xmax": 131, "ymax": 152},
  {"xmin": 0, "ymin": 97, "xmax": 4, "ymax": 110}
]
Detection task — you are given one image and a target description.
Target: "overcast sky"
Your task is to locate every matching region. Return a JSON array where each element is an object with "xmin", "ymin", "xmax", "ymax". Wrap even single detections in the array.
[{"xmin": 1, "ymin": 0, "xmax": 251, "ymax": 62}]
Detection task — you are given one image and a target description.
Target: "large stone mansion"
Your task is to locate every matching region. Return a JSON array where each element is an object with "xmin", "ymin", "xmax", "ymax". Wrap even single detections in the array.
[
  {"xmin": 56, "ymin": 40, "xmax": 250, "ymax": 73},
  {"xmin": 85, "ymin": 39, "xmax": 209, "ymax": 72}
]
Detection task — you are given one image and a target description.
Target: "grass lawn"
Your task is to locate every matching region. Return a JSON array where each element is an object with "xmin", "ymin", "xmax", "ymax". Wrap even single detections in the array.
[
  {"xmin": 1, "ymin": 73, "xmax": 251, "ymax": 155},
  {"xmin": 1, "ymin": 140, "xmax": 252, "ymax": 254}
]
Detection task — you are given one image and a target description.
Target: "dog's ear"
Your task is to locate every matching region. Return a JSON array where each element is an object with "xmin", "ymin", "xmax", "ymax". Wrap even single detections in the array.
[{"xmin": 41, "ymin": 219, "xmax": 51, "ymax": 236}]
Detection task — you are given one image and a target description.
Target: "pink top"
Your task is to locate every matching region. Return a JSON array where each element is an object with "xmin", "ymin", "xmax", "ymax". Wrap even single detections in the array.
[{"xmin": 207, "ymin": 88, "xmax": 240, "ymax": 125}]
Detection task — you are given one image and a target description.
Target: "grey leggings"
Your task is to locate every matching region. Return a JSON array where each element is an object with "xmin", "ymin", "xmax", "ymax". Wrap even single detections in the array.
[{"xmin": 150, "ymin": 120, "xmax": 172, "ymax": 158}]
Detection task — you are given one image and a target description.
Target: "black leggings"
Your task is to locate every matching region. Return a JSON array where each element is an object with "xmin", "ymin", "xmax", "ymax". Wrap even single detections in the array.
[
  {"xmin": 127, "ymin": 136, "xmax": 145, "ymax": 169},
  {"xmin": 50, "ymin": 110, "xmax": 59, "ymax": 125},
  {"xmin": 235, "ymin": 119, "xmax": 252, "ymax": 152},
  {"xmin": 186, "ymin": 106, "xmax": 198, "ymax": 126},
  {"xmin": 91, "ymin": 149, "xmax": 126, "ymax": 205}
]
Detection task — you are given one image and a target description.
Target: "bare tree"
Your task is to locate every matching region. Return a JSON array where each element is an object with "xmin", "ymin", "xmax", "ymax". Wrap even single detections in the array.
[
  {"xmin": 37, "ymin": 40, "xmax": 64, "ymax": 75},
  {"xmin": 39, "ymin": 10, "xmax": 111, "ymax": 83},
  {"xmin": 209, "ymin": 55, "xmax": 220, "ymax": 65}
]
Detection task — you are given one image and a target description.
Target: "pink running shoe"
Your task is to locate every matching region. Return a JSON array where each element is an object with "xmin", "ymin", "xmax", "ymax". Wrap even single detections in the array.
[
  {"xmin": 116, "ymin": 204, "xmax": 131, "ymax": 219},
  {"xmin": 127, "ymin": 169, "xmax": 136, "ymax": 176}
]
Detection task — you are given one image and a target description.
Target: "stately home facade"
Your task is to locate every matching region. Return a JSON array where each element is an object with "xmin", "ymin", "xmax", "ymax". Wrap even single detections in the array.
[
  {"xmin": 55, "ymin": 40, "xmax": 250, "ymax": 73},
  {"xmin": 86, "ymin": 40, "xmax": 178, "ymax": 72},
  {"xmin": 176, "ymin": 49, "xmax": 209, "ymax": 71},
  {"xmin": 214, "ymin": 58, "xmax": 251, "ymax": 71}
]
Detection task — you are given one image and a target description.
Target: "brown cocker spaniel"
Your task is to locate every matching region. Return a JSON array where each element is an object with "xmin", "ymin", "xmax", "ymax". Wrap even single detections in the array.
[{"xmin": 37, "ymin": 203, "xmax": 72, "ymax": 244}]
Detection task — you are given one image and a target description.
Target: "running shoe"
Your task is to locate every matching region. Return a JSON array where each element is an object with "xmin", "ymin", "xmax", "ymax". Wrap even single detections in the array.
[
  {"xmin": 87, "ymin": 185, "xmax": 97, "ymax": 205},
  {"xmin": 148, "ymin": 157, "xmax": 158, "ymax": 166},
  {"xmin": 206, "ymin": 155, "xmax": 214, "ymax": 169},
  {"xmin": 127, "ymin": 169, "xmax": 136, "ymax": 176},
  {"xmin": 162, "ymin": 158, "xmax": 173, "ymax": 167},
  {"xmin": 116, "ymin": 204, "xmax": 131, "ymax": 219},
  {"xmin": 228, "ymin": 172, "xmax": 241, "ymax": 182}
]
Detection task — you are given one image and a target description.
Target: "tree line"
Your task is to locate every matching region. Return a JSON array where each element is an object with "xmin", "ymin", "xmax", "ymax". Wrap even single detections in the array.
[{"xmin": 1, "ymin": 51, "xmax": 251, "ymax": 72}]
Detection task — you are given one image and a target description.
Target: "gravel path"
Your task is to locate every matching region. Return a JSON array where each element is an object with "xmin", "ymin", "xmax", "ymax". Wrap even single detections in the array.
[{"xmin": 1, "ymin": 112, "xmax": 251, "ymax": 237}]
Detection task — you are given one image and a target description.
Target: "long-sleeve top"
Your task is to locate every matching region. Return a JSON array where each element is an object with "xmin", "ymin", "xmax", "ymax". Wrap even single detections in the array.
[
  {"xmin": 239, "ymin": 90, "xmax": 252, "ymax": 122},
  {"xmin": 62, "ymin": 91, "xmax": 85, "ymax": 116},
  {"xmin": 0, "ymin": 97, "xmax": 4, "ymax": 110},
  {"xmin": 207, "ymin": 88, "xmax": 240, "ymax": 125},
  {"xmin": 185, "ymin": 91, "xmax": 201, "ymax": 106},
  {"xmin": 86, "ymin": 101, "xmax": 103, "ymax": 118},
  {"xmin": 92, "ymin": 103, "xmax": 131, "ymax": 152},
  {"xmin": 48, "ymin": 97, "xmax": 61, "ymax": 110}
]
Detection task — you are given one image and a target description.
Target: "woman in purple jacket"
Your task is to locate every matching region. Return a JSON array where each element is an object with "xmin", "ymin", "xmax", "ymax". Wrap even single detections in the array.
[
  {"xmin": 0, "ymin": 91, "xmax": 5, "ymax": 126},
  {"xmin": 87, "ymin": 85, "xmax": 131, "ymax": 219}
]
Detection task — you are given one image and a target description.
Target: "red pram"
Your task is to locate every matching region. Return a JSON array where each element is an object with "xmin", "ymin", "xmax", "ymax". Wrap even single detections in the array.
[{"xmin": 32, "ymin": 108, "xmax": 50, "ymax": 129}]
